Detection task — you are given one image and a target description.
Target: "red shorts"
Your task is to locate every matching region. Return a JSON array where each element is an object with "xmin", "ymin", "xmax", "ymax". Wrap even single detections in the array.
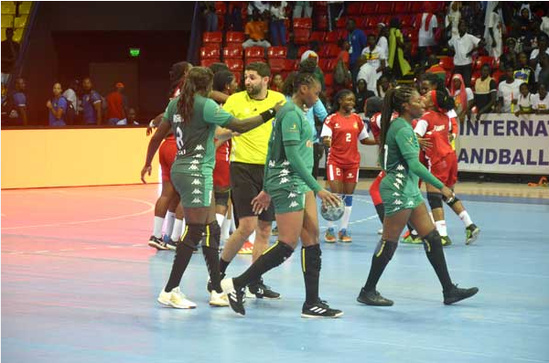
[
  {"xmin": 159, "ymin": 137, "xmax": 177, "ymax": 182},
  {"xmin": 327, "ymin": 162, "xmax": 359, "ymax": 183},
  {"xmin": 213, "ymin": 158, "xmax": 230, "ymax": 188},
  {"xmin": 428, "ymin": 152, "xmax": 458, "ymax": 187}
]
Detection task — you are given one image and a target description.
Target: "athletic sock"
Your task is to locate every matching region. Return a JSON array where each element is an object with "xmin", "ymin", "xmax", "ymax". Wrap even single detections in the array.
[
  {"xmin": 165, "ymin": 244, "xmax": 195, "ymax": 292},
  {"xmin": 459, "ymin": 211, "xmax": 473, "ymax": 227},
  {"xmin": 341, "ymin": 206, "xmax": 352, "ymax": 230},
  {"xmin": 374, "ymin": 203, "xmax": 385, "ymax": 224},
  {"xmin": 219, "ymin": 257, "xmax": 230, "ymax": 275},
  {"xmin": 233, "ymin": 241, "xmax": 294, "ymax": 289},
  {"xmin": 435, "ymin": 220, "xmax": 448, "ymax": 237},
  {"xmin": 423, "ymin": 229, "xmax": 453, "ymax": 291},
  {"xmin": 153, "ymin": 216, "xmax": 164, "ymax": 238},
  {"xmin": 164, "ymin": 211, "xmax": 176, "ymax": 237},
  {"xmin": 215, "ymin": 213, "xmax": 225, "ymax": 230},
  {"xmin": 202, "ymin": 222, "xmax": 222, "ymax": 292},
  {"xmin": 364, "ymin": 239, "xmax": 397, "ymax": 291},
  {"xmin": 302, "ymin": 244, "xmax": 321, "ymax": 304},
  {"xmin": 170, "ymin": 218, "xmax": 184, "ymax": 242},
  {"xmin": 221, "ymin": 217, "xmax": 231, "ymax": 241}
]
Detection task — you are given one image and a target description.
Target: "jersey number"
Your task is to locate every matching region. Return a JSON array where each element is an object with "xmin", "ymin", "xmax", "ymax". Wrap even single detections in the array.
[
  {"xmin": 346, "ymin": 133, "xmax": 351, "ymax": 142},
  {"xmin": 383, "ymin": 144, "xmax": 388, "ymax": 170},
  {"xmin": 176, "ymin": 127, "xmax": 184, "ymax": 150}
]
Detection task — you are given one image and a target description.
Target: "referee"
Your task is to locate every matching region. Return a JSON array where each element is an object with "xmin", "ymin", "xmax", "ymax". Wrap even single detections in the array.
[{"xmin": 219, "ymin": 62, "xmax": 286, "ymax": 298}]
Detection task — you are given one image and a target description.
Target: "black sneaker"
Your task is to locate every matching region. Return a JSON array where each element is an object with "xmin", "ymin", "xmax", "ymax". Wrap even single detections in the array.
[
  {"xmin": 301, "ymin": 300, "xmax": 343, "ymax": 318},
  {"xmin": 356, "ymin": 288, "xmax": 394, "ymax": 306},
  {"xmin": 443, "ymin": 284, "xmax": 479, "ymax": 305},
  {"xmin": 441, "ymin": 235, "xmax": 453, "ymax": 247},
  {"xmin": 465, "ymin": 224, "xmax": 480, "ymax": 245},
  {"xmin": 165, "ymin": 238, "xmax": 177, "ymax": 251},
  {"xmin": 207, "ymin": 273, "xmax": 225, "ymax": 293},
  {"xmin": 221, "ymin": 278, "xmax": 245, "ymax": 316},
  {"xmin": 148, "ymin": 235, "xmax": 169, "ymax": 250},
  {"xmin": 247, "ymin": 279, "xmax": 281, "ymax": 299}
]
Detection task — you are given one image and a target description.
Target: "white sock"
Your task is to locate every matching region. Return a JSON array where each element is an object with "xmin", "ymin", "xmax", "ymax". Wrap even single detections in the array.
[
  {"xmin": 327, "ymin": 221, "xmax": 334, "ymax": 229},
  {"xmin": 170, "ymin": 218, "xmax": 184, "ymax": 242},
  {"xmin": 459, "ymin": 211, "xmax": 473, "ymax": 227},
  {"xmin": 216, "ymin": 213, "xmax": 225, "ymax": 228},
  {"xmin": 221, "ymin": 217, "xmax": 231, "ymax": 241},
  {"xmin": 435, "ymin": 220, "xmax": 448, "ymax": 237},
  {"xmin": 248, "ymin": 231, "xmax": 256, "ymax": 243},
  {"xmin": 164, "ymin": 211, "xmax": 176, "ymax": 236},
  {"xmin": 153, "ymin": 216, "xmax": 164, "ymax": 238},
  {"xmin": 340, "ymin": 206, "xmax": 352, "ymax": 230},
  {"xmin": 428, "ymin": 212, "xmax": 435, "ymax": 223}
]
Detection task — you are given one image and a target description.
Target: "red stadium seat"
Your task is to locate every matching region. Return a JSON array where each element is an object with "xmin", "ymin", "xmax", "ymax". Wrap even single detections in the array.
[
  {"xmin": 361, "ymin": 3, "xmax": 377, "ymax": 14},
  {"xmin": 267, "ymin": 46, "xmax": 287, "ymax": 59},
  {"xmin": 226, "ymin": 58, "xmax": 244, "ymax": 72},
  {"xmin": 285, "ymin": 59, "xmax": 297, "ymax": 71},
  {"xmin": 325, "ymin": 73, "xmax": 334, "ymax": 88},
  {"xmin": 245, "ymin": 46, "xmax": 265, "ymax": 59},
  {"xmin": 316, "ymin": 15, "xmax": 328, "ymax": 30},
  {"xmin": 294, "ymin": 28, "xmax": 311, "ymax": 44},
  {"xmin": 474, "ymin": 56, "xmax": 495, "ymax": 71},
  {"xmin": 246, "ymin": 57, "xmax": 266, "ymax": 64},
  {"xmin": 325, "ymin": 31, "xmax": 340, "ymax": 43},
  {"xmin": 439, "ymin": 56, "xmax": 454, "ymax": 71},
  {"xmin": 394, "ymin": 2, "xmax": 411, "ymax": 13},
  {"xmin": 319, "ymin": 59, "xmax": 336, "ymax": 72},
  {"xmin": 298, "ymin": 46, "xmax": 309, "ymax": 58},
  {"xmin": 223, "ymin": 45, "xmax": 243, "ymax": 59},
  {"xmin": 336, "ymin": 16, "xmax": 347, "ymax": 29},
  {"xmin": 269, "ymin": 58, "xmax": 287, "ymax": 72},
  {"xmin": 400, "ymin": 15, "xmax": 416, "ymax": 28},
  {"xmin": 294, "ymin": 17, "xmax": 313, "ymax": 29},
  {"xmin": 203, "ymin": 31, "xmax": 222, "ymax": 44},
  {"xmin": 492, "ymin": 69, "xmax": 504, "ymax": 83},
  {"xmin": 226, "ymin": 31, "xmax": 245, "ymax": 43},
  {"xmin": 310, "ymin": 31, "xmax": 326, "ymax": 42},
  {"xmin": 320, "ymin": 43, "xmax": 340, "ymax": 58},
  {"xmin": 200, "ymin": 59, "xmax": 220, "ymax": 67},
  {"xmin": 215, "ymin": 2, "xmax": 226, "ymax": 15},
  {"xmin": 200, "ymin": 46, "xmax": 221, "ymax": 59},
  {"xmin": 410, "ymin": 2, "xmax": 424, "ymax": 13},
  {"xmin": 347, "ymin": 3, "xmax": 362, "ymax": 15},
  {"xmin": 377, "ymin": 3, "xmax": 394, "ymax": 14}
]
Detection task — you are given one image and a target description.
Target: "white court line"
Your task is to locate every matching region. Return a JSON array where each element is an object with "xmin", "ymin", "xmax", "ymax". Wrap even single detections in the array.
[{"xmin": 1, "ymin": 196, "xmax": 154, "ymax": 231}]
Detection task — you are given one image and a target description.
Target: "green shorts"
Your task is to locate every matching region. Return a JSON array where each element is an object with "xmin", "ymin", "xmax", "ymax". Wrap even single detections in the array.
[
  {"xmin": 268, "ymin": 184, "xmax": 309, "ymax": 214},
  {"xmin": 380, "ymin": 179, "xmax": 424, "ymax": 216},
  {"xmin": 171, "ymin": 171, "xmax": 213, "ymax": 208}
]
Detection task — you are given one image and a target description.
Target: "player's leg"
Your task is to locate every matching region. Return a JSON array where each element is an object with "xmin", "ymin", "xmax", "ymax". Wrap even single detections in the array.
[
  {"xmin": 338, "ymin": 166, "xmax": 359, "ymax": 243},
  {"xmin": 324, "ymin": 162, "xmax": 343, "ymax": 243}
]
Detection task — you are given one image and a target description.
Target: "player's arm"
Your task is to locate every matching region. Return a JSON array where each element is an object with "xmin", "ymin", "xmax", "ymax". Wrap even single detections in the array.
[
  {"xmin": 141, "ymin": 120, "xmax": 171, "ymax": 183},
  {"xmin": 358, "ymin": 122, "xmax": 377, "ymax": 145}
]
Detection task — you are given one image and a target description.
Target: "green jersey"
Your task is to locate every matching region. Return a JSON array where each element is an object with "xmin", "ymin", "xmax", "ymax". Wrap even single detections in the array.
[
  {"xmin": 163, "ymin": 94, "xmax": 233, "ymax": 176},
  {"xmin": 264, "ymin": 101, "xmax": 314, "ymax": 193}
]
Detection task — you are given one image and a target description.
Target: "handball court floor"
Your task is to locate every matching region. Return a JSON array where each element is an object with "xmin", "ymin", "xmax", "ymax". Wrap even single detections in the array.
[{"xmin": 2, "ymin": 180, "xmax": 549, "ymax": 363}]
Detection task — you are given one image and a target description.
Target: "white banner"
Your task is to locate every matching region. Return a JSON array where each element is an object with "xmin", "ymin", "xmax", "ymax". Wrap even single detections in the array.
[{"xmin": 457, "ymin": 114, "xmax": 549, "ymax": 174}]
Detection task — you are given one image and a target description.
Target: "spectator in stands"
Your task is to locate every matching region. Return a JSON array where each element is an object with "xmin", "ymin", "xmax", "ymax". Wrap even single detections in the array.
[
  {"xmin": 486, "ymin": 2, "xmax": 504, "ymax": 60},
  {"xmin": 450, "ymin": 74, "xmax": 474, "ymax": 122},
  {"xmin": 225, "ymin": 2, "xmax": 244, "ymax": 31},
  {"xmin": 46, "ymin": 83, "xmax": 67, "ymax": 127},
  {"xmin": 514, "ymin": 52, "xmax": 535, "ymax": 89},
  {"xmin": 337, "ymin": 39, "xmax": 350, "ymax": 68},
  {"xmin": 376, "ymin": 24, "xmax": 389, "ymax": 61},
  {"xmin": 63, "ymin": 79, "xmax": 79, "ymax": 122},
  {"xmin": 418, "ymin": 7, "xmax": 439, "ymax": 67},
  {"xmin": 286, "ymin": 33, "xmax": 299, "ymax": 60},
  {"xmin": 269, "ymin": 1, "xmax": 287, "ymax": 46},
  {"xmin": 425, "ymin": 54, "xmax": 447, "ymax": 84},
  {"xmin": 355, "ymin": 79, "xmax": 375, "ymax": 119},
  {"xmin": 299, "ymin": 57, "xmax": 325, "ymax": 92},
  {"xmin": 533, "ymin": 83, "xmax": 549, "ymax": 113},
  {"xmin": 327, "ymin": 1, "xmax": 345, "ymax": 32},
  {"xmin": 293, "ymin": 1, "xmax": 312, "ymax": 19},
  {"xmin": 248, "ymin": 1, "xmax": 270, "ymax": 16},
  {"xmin": 500, "ymin": 37, "xmax": 519, "ymax": 71},
  {"xmin": 105, "ymin": 82, "xmax": 128, "ymax": 125},
  {"xmin": 541, "ymin": 9, "xmax": 549, "ymax": 37},
  {"xmin": 538, "ymin": 53, "xmax": 549, "ymax": 89},
  {"xmin": 377, "ymin": 74, "xmax": 393, "ymax": 98},
  {"xmin": 208, "ymin": 62, "xmax": 230, "ymax": 76},
  {"xmin": 497, "ymin": 65, "xmax": 523, "ymax": 113},
  {"xmin": 200, "ymin": 2, "xmax": 218, "ymax": 32},
  {"xmin": 387, "ymin": 18, "xmax": 411, "ymax": 78},
  {"xmin": 530, "ymin": 34, "xmax": 549, "ymax": 83},
  {"xmin": 270, "ymin": 73, "xmax": 284, "ymax": 92},
  {"xmin": 357, "ymin": 34, "xmax": 386, "ymax": 94},
  {"xmin": 1, "ymin": 28, "xmax": 20, "ymax": 87},
  {"xmin": 448, "ymin": 20, "xmax": 482, "ymax": 87},
  {"xmin": 445, "ymin": 1, "xmax": 461, "ymax": 41},
  {"xmin": 243, "ymin": 9, "xmax": 271, "ymax": 50},
  {"xmin": 515, "ymin": 82, "xmax": 534, "ymax": 116},
  {"xmin": 346, "ymin": 19, "xmax": 368, "ymax": 81},
  {"xmin": 474, "ymin": 64, "xmax": 497, "ymax": 121},
  {"xmin": 2, "ymin": 77, "xmax": 27, "ymax": 126},
  {"xmin": 127, "ymin": 107, "xmax": 139, "ymax": 125},
  {"xmin": 81, "ymin": 77, "xmax": 102, "ymax": 125}
]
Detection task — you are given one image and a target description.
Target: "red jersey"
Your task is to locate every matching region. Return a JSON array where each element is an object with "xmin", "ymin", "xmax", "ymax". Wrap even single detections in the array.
[
  {"xmin": 215, "ymin": 139, "xmax": 231, "ymax": 163},
  {"xmin": 414, "ymin": 111, "xmax": 454, "ymax": 164},
  {"xmin": 370, "ymin": 111, "xmax": 399, "ymax": 142},
  {"xmin": 320, "ymin": 113, "xmax": 368, "ymax": 167}
]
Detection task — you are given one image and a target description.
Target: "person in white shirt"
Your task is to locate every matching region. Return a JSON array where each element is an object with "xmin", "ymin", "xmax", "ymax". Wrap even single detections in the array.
[
  {"xmin": 62, "ymin": 79, "xmax": 79, "ymax": 119},
  {"xmin": 418, "ymin": 12, "xmax": 438, "ymax": 66},
  {"xmin": 529, "ymin": 34, "xmax": 549, "ymax": 82},
  {"xmin": 485, "ymin": 2, "xmax": 503, "ymax": 60},
  {"xmin": 357, "ymin": 34, "xmax": 386, "ymax": 93},
  {"xmin": 448, "ymin": 21, "xmax": 482, "ymax": 87},
  {"xmin": 497, "ymin": 65, "xmax": 523, "ymax": 113},
  {"xmin": 376, "ymin": 23, "xmax": 389, "ymax": 61},
  {"xmin": 445, "ymin": 1, "xmax": 461, "ymax": 40},
  {"xmin": 515, "ymin": 82, "xmax": 534, "ymax": 117},
  {"xmin": 532, "ymin": 84, "xmax": 549, "ymax": 114}
]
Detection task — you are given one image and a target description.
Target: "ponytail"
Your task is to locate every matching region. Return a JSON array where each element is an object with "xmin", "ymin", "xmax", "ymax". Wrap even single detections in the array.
[
  {"xmin": 177, "ymin": 67, "xmax": 213, "ymax": 124},
  {"xmin": 379, "ymin": 86, "xmax": 416, "ymax": 154}
]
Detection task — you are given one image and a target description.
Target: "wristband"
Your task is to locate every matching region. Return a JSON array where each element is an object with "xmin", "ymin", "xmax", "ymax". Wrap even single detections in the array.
[{"xmin": 260, "ymin": 108, "xmax": 276, "ymax": 122}]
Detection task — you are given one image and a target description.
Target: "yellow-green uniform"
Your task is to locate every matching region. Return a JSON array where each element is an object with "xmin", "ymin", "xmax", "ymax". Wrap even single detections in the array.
[
  {"xmin": 163, "ymin": 95, "xmax": 233, "ymax": 208},
  {"xmin": 264, "ymin": 101, "xmax": 322, "ymax": 214},
  {"xmin": 380, "ymin": 117, "xmax": 444, "ymax": 216}
]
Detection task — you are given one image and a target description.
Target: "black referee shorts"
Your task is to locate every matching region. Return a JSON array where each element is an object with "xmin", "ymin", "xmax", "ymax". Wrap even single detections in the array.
[{"xmin": 230, "ymin": 162, "xmax": 275, "ymax": 222}]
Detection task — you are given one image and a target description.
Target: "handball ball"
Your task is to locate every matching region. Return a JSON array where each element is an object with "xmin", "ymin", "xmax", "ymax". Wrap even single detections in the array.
[{"xmin": 320, "ymin": 197, "xmax": 345, "ymax": 221}]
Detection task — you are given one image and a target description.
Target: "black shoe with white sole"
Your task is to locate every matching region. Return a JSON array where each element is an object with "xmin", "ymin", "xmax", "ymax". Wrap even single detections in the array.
[
  {"xmin": 221, "ymin": 278, "xmax": 246, "ymax": 316},
  {"xmin": 301, "ymin": 300, "xmax": 343, "ymax": 318}
]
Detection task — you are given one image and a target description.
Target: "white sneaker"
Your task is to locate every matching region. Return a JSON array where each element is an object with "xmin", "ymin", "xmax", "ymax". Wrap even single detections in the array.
[
  {"xmin": 377, "ymin": 228, "xmax": 383, "ymax": 235},
  {"xmin": 209, "ymin": 291, "xmax": 229, "ymax": 307},
  {"xmin": 157, "ymin": 287, "xmax": 197, "ymax": 309}
]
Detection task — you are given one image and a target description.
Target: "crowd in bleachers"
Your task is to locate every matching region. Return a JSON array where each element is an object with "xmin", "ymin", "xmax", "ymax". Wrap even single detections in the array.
[{"xmin": 200, "ymin": 1, "xmax": 549, "ymax": 117}]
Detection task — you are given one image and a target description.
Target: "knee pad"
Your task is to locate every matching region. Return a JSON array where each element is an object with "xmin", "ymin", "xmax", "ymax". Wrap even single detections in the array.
[
  {"xmin": 427, "ymin": 192, "xmax": 443, "ymax": 210},
  {"xmin": 203, "ymin": 221, "xmax": 221, "ymax": 250},
  {"xmin": 180, "ymin": 224, "xmax": 206, "ymax": 251},
  {"xmin": 343, "ymin": 195, "xmax": 353, "ymax": 207},
  {"xmin": 374, "ymin": 239, "xmax": 397, "ymax": 262},
  {"xmin": 422, "ymin": 229, "xmax": 443, "ymax": 253},
  {"xmin": 214, "ymin": 189, "xmax": 230, "ymax": 207},
  {"xmin": 444, "ymin": 195, "xmax": 459, "ymax": 207}
]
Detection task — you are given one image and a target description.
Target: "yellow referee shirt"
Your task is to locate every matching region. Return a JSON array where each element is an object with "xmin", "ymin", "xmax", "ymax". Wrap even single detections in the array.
[{"xmin": 223, "ymin": 90, "xmax": 286, "ymax": 165}]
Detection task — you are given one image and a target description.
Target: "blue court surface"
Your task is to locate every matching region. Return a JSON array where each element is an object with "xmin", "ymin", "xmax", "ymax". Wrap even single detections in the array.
[{"xmin": 2, "ymin": 185, "xmax": 548, "ymax": 363}]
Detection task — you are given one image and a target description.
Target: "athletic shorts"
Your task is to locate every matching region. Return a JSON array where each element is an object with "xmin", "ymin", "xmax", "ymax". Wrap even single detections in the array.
[
  {"xmin": 213, "ymin": 158, "xmax": 230, "ymax": 189},
  {"xmin": 428, "ymin": 152, "xmax": 458, "ymax": 187},
  {"xmin": 159, "ymin": 137, "xmax": 177, "ymax": 182},
  {"xmin": 379, "ymin": 178, "xmax": 424, "ymax": 217},
  {"xmin": 171, "ymin": 171, "xmax": 213, "ymax": 208},
  {"xmin": 230, "ymin": 162, "xmax": 275, "ymax": 222},
  {"xmin": 327, "ymin": 162, "xmax": 359, "ymax": 183},
  {"xmin": 269, "ymin": 184, "xmax": 309, "ymax": 214}
]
